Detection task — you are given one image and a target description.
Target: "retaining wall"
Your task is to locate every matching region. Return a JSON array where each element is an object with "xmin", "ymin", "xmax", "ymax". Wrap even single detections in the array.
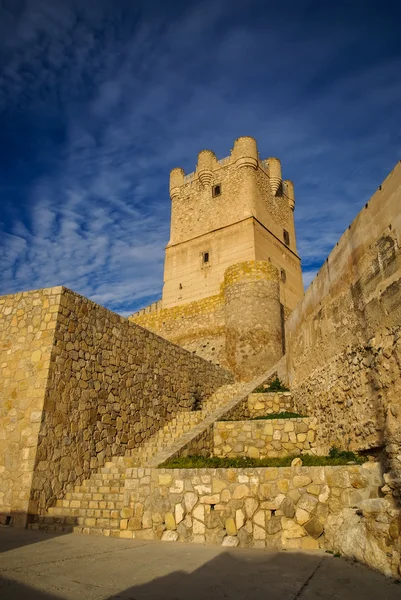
[
  {"xmin": 213, "ymin": 418, "xmax": 317, "ymax": 459},
  {"xmin": 122, "ymin": 463, "xmax": 400, "ymax": 577}
]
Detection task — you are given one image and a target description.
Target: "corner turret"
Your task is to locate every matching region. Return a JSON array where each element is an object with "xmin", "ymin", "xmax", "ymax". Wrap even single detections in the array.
[{"xmin": 169, "ymin": 168, "xmax": 184, "ymax": 201}]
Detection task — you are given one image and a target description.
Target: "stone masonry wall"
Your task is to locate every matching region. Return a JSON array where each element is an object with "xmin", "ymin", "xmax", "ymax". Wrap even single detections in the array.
[
  {"xmin": 132, "ymin": 260, "xmax": 286, "ymax": 380},
  {"xmin": 122, "ymin": 463, "xmax": 401, "ymax": 577},
  {"xmin": 213, "ymin": 418, "xmax": 317, "ymax": 459},
  {"xmin": 0, "ymin": 287, "xmax": 62, "ymax": 525},
  {"xmin": 285, "ymin": 162, "xmax": 401, "ymax": 469},
  {"xmin": 247, "ymin": 392, "xmax": 293, "ymax": 418},
  {"xmin": 28, "ymin": 287, "xmax": 232, "ymax": 514},
  {"xmin": 130, "ymin": 293, "xmax": 227, "ymax": 368}
]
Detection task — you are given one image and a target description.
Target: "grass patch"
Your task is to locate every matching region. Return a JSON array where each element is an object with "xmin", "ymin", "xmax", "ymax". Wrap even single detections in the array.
[
  {"xmin": 252, "ymin": 411, "xmax": 304, "ymax": 420},
  {"xmin": 161, "ymin": 451, "xmax": 367, "ymax": 469},
  {"xmin": 253, "ymin": 378, "xmax": 290, "ymax": 393},
  {"xmin": 219, "ymin": 411, "xmax": 305, "ymax": 422}
]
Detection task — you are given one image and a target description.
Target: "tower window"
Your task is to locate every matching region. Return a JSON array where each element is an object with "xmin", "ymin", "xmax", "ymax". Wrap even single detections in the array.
[
  {"xmin": 283, "ymin": 229, "xmax": 290, "ymax": 246},
  {"xmin": 202, "ymin": 252, "xmax": 209, "ymax": 264},
  {"xmin": 212, "ymin": 184, "xmax": 221, "ymax": 197},
  {"xmin": 280, "ymin": 269, "xmax": 287, "ymax": 283}
]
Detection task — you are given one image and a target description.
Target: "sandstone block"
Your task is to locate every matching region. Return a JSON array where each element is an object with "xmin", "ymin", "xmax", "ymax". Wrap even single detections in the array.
[
  {"xmin": 222, "ymin": 535, "xmax": 239, "ymax": 547},
  {"xmin": 162, "ymin": 530, "xmax": 179, "ymax": 542}
]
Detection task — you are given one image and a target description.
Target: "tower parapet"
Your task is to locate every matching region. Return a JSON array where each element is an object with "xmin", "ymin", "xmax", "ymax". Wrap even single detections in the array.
[
  {"xmin": 197, "ymin": 149, "xmax": 217, "ymax": 187},
  {"xmin": 232, "ymin": 136, "xmax": 258, "ymax": 170},
  {"xmin": 284, "ymin": 180, "xmax": 295, "ymax": 211},
  {"xmin": 267, "ymin": 157, "xmax": 282, "ymax": 196},
  {"xmin": 169, "ymin": 168, "xmax": 185, "ymax": 200}
]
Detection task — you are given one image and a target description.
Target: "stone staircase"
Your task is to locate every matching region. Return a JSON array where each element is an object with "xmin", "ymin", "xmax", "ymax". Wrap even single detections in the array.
[
  {"xmin": 30, "ymin": 380, "xmax": 249, "ymax": 535},
  {"xmin": 128, "ymin": 382, "xmax": 244, "ymax": 466},
  {"xmin": 30, "ymin": 367, "xmax": 301, "ymax": 537}
]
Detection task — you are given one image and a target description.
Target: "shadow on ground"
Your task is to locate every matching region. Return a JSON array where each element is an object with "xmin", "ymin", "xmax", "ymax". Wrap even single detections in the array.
[
  {"xmin": 1, "ymin": 538, "xmax": 400, "ymax": 600},
  {"xmin": 0, "ymin": 514, "xmax": 75, "ymax": 553}
]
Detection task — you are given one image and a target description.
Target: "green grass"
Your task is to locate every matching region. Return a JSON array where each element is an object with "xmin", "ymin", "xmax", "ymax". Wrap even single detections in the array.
[
  {"xmin": 160, "ymin": 452, "xmax": 367, "ymax": 469},
  {"xmin": 252, "ymin": 411, "xmax": 304, "ymax": 420},
  {"xmin": 253, "ymin": 378, "xmax": 290, "ymax": 393},
  {"xmin": 219, "ymin": 411, "xmax": 305, "ymax": 422}
]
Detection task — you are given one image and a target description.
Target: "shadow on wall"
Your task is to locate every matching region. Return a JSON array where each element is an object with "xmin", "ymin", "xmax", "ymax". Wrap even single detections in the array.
[{"xmin": 1, "ymin": 550, "xmax": 401, "ymax": 600}]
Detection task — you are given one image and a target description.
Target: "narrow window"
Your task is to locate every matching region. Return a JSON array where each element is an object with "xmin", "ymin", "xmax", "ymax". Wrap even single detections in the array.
[
  {"xmin": 203, "ymin": 252, "xmax": 209, "ymax": 264},
  {"xmin": 280, "ymin": 269, "xmax": 286, "ymax": 283},
  {"xmin": 283, "ymin": 229, "xmax": 290, "ymax": 246},
  {"xmin": 212, "ymin": 184, "xmax": 221, "ymax": 197}
]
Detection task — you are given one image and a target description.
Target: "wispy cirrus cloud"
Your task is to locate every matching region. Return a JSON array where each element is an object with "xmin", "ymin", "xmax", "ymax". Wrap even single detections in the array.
[{"xmin": 0, "ymin": 0, "xmax": 400, "ymax": 314}]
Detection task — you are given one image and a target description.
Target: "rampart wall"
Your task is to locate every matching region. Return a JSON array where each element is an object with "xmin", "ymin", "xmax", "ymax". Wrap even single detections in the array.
[
  {"xmin": 0, "ymin": 287, "xmax": 232, "ymax": 522},
  {"xmin": 285, "ymin": 162, "xmax": 401, "ymax": 470},
  {"xmin": 0, "ymin": 287, "xmax": 62, "ymax": 525},
  {"xmin": 131, "ymin": 260, "xmax": 284, "ymax": 380}
]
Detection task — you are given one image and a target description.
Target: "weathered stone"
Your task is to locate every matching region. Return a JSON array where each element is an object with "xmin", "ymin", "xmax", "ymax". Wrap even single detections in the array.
[
  {"xmin": 222, "ymin": 535, "xmax": 239, "ymax": 547},
  {"xmin": 175, "ymin": 503, "xmax": 184, "ymax": 525},
  {"xmin": 295, "ymin": 508, "xmax": 310, "ymax": 526},
  {"xmin": 304, "ymin": 517, "xmax": 324, "ymax": 539},
  {"xmin": 225, "ymin": 518, "xmax": 237, "ymax": 536},
  {"xmin": 236, "ymin": 509, "xmax": 245, "ymax": 530},
  {"xmin": 161, "ymin": 530, "xmax": 179, "ymax": 542},
  {"xmin": 164, "ymin": 512, "xmax": 176, "ymax": 530},
  {"xmin": 244, "ymin": 497, "xmax": 259, "ymax": 518},
  {"xmin": 297, "ymin": 494, "xmax": 318, "ymax": 514},
  {"xmin": 184, "ymin": 492, "xmax": 198, "ymax": 513},
  {"xmin": 281, "ymin": 518, "xmax": 306, "ymax": 539},
  {"xmin": 281, "ymin": 497, "xmax": 295, "ymax": 519},
  {"xmin": 233, "ymin": 484, "xmax": 250, "ymax": 499}
]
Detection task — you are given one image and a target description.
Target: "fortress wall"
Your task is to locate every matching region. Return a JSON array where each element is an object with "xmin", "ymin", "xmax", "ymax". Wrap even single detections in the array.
[
  {"xmin": 0, "ymin": 287, "xmax": 62, "ymax": 525},
  {"xmin": 132, "ymin": 260, "xmax": 286, "ymax": 380},
  {"xmin": 285, "ymin": 162, "xmax": 401, "ymax": 460},
  {"xmin": 130, "ymin": 293, "xmax": 227, "ymax": 367},
  {"xmin": 30, "ymin": 288, "xmax": 232, "ymax": 513}
]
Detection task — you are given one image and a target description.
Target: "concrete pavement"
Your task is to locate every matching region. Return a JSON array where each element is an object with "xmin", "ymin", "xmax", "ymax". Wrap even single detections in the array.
[{"xmin": 0, "ymin": 528, "xmax": 400, "ymax": 599}]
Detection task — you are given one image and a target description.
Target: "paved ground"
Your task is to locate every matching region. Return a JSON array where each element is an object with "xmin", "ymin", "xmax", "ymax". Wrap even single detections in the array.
[{"xmin": 0, "ymin": 529, "xmax": 400, "ymax": 599}]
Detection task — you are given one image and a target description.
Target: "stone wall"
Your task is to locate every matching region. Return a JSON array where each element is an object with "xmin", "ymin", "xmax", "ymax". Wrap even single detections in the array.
[
  {"xmin": 29, "ymin": 287, "xmax": 232, "ymax": 514},
  {"xmin": 213, "ymin": 417, "xmax": 317, "ymax": 459},
  {"xmin": 0, "ymin": 287, "xmax": 62, "ymax": 525},
  {"xmin": 130, "ymin": 293, "xmax": 227, "ymax": 368},
  {"xmin": 132, "ymin": 260, "xmax": 285, "ymax": 381},
  {"xmin": 248, "ymin": 392, "xmax": 293, "ymax": 418},
  {"xmin": 285, "ymin": 162, "xmax": 401, "ymax": 471},
  {"xmin": 122, "ymin": 463, "xmax": 400, "ymax": 577}
]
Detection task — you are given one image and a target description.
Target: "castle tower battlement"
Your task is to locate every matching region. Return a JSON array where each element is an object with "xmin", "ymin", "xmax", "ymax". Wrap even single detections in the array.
[{"xmin": 164, "ymin": 136, "xmax": 303, "ymax": 311}]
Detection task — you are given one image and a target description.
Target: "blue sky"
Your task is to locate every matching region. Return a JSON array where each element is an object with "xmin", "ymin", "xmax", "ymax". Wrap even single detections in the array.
[{"xmin": 1, "ymin": 0, "xmax": 400, "ymax": 316}]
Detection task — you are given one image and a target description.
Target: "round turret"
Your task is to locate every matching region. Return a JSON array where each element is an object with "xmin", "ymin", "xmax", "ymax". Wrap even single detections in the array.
[
  {"xmin": 232, "ymin": 136, "xmax": 258, "ymax": 169},
  {"xmin": 267, "ymin": 157, "xmax": 282, "ymax": 196},
  {"xmin": 197, "ymin": 149, "xmax": 216, "ymax": 187},
  {"xmin": 169, "ymin": 168, "xmax": 184, "ymax": 200},
  {"xmin": 284, "ymin": 180, "xmax": 295, "ymax": 210},
  {"xmin": 223, "ymin": 260, "xmax": 283, "ymax": 380}
]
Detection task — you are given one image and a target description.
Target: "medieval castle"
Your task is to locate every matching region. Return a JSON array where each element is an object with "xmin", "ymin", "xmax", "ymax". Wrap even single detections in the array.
[
  {"xmin": 130, "ymin": 136, "xmax": 303, "ymax": 379},
  {"xmin": 1, "ymin": 137, "xmax": 400, "ymax": 578}
]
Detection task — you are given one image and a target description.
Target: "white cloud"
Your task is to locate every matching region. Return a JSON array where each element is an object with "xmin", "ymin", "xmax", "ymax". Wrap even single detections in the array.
[{"xmin": 1, "ymin": 0, "xmax": 400, "ymax": 315}]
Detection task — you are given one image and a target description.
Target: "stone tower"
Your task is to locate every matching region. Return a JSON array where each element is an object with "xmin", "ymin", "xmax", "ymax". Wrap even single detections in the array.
[
  {"xmin": 164, "ymin": 136, "xmax": 303, "ymax": 312},
  {"xmin": 131, "ymin": 136, "xmax": 304, "ymax": 379}
]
